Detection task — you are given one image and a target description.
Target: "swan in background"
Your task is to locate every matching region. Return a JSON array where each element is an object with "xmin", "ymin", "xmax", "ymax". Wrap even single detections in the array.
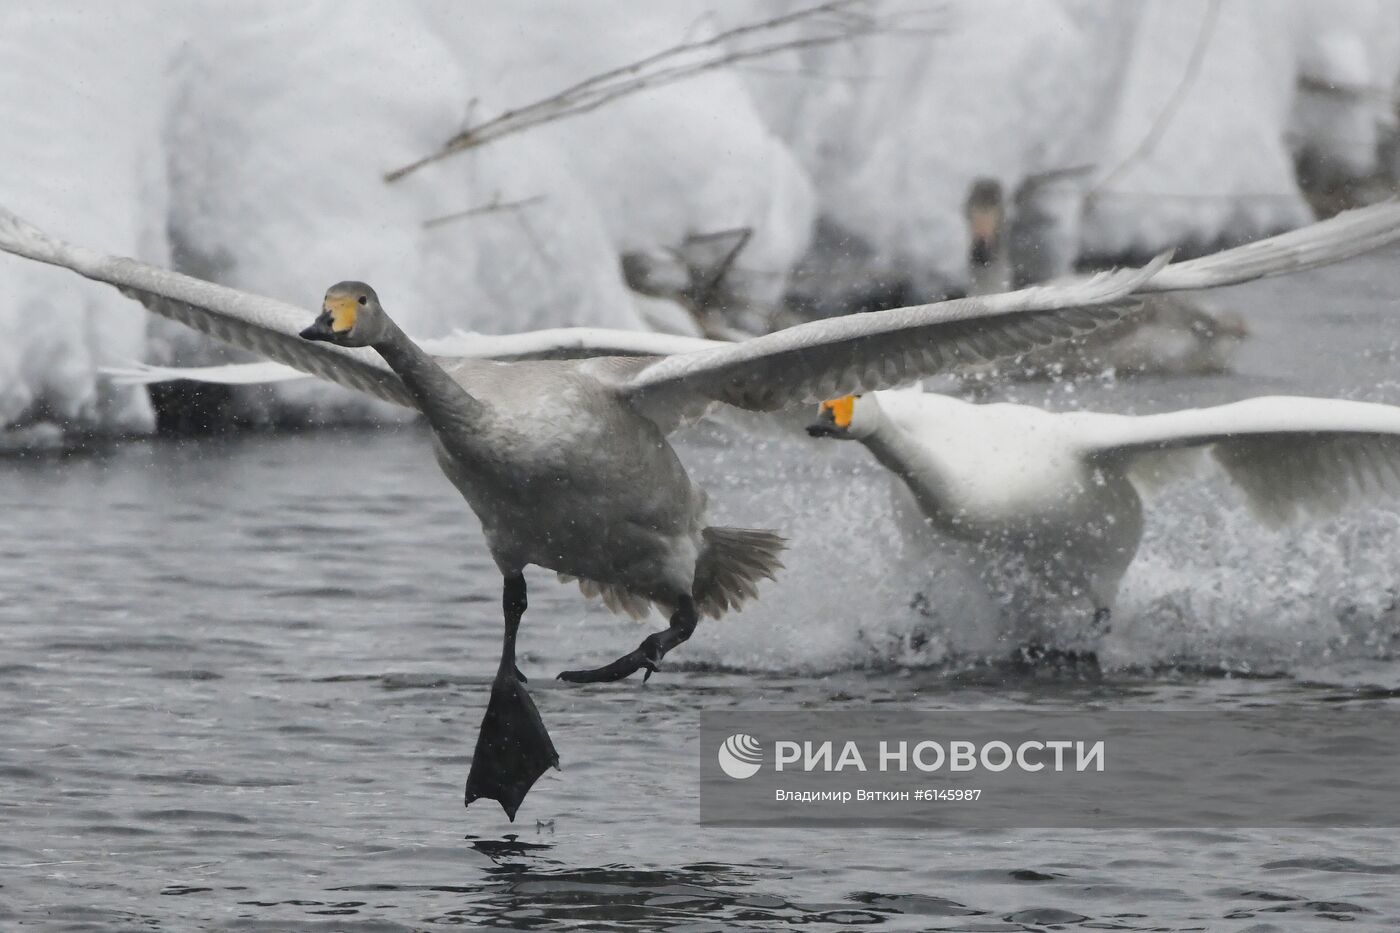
[
  {"xmin": 809, "ymin": 389, "xmax": 1400, "ymax": 655},
  {"xmin": 963, "ymin": 176, "xmax": 1250, "ymax": 381},
  {"xmin": 0, "ymin": 207, "xmax": 1193, "ymax": 819}
]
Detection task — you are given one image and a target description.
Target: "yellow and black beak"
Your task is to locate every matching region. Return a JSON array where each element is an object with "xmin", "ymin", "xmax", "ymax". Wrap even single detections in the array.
[
  {"xmin": 300, "ymin": 294, "xmax": 358, "ymax": 342},
  {"xmin": 807, "ymin": 396, "xmax": 855, "ymax": 438}
]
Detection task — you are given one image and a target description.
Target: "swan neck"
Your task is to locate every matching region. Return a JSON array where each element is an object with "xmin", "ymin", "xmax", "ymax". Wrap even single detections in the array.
[
  {"xmin": 859, "ymin": 421, "xmax": 959, "ymax": 531},
  {"xmin": 371, "ymin": 317, "xmax": 483, "ymax": 425}
]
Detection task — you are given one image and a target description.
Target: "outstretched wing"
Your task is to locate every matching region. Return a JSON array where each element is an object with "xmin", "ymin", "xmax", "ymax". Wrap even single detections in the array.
[
  {"xmin": 612, "ymin": 264, "xmax": 1165, "ymax": 416},
  {"xmin": 102, "ymin": 328, "xmax": 725, "ymax": 387},
  {"xmin": 0, "ymin": 207, "xmax": 415, "ymax": 407},
  {"xmin": 425, "ymin": 328, "xmax": 723, "ymax": 362},
  {"xmin": 103, "ymin": 360, "xmax": 311, "ymax": 387},
  {"xmin": 609, "ymin": 200, "xmax": 1400, "ymax": 421},
  {"xmin": 1143, "ymin": 199, "xmax": 1400, "ymax": 291},
  {"xmin": 1079, "ymin": 396, "xmax": 1400, "ymax": 524}
]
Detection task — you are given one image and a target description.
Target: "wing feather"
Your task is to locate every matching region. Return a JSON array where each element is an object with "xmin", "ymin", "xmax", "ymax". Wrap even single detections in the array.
[
  {"xmin": 424, "ymin": 328, "xmax": 722, "ymax": 361},
  {"xmin": 615, "ymin": 271, "xmax": 1151, "ymax": 416},
  {"xmin": 1143, "ymin": 199, "xmax": 1400, "ymax": 292},
  {"xmin": 1081, "ymin": 397, "xmax": 1400, "ymax": 524},
  {"xmin": 103, "ymin": 360, "xmax": 311, "ymax": 386},
  {"xmin": 0, "ymin": 207, "xmax": 415, "ymax": 407},
  {"xmin": 100, "ymin": 328, "xmax": 724, "ymax": 387},
  {"xmin": 609, "ymin": 200, "xmax": 1400, "ymax": 420}
]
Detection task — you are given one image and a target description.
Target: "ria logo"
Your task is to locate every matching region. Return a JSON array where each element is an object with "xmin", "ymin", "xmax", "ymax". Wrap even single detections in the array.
[{"xmin": 717, "ymin": 733, "xmax": 763, "ymax": 779}]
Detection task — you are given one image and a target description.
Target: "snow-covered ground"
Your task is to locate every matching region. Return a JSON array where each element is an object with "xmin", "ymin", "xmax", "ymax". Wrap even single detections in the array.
[{"xmin": 2, "ymin": 0, "xmax": 1398, "ymax": 433}]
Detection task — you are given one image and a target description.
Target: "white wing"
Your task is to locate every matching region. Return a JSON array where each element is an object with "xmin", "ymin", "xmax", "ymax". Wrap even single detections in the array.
[
  {"xmin": 612, "ymin": 200, "xmax": 1400, "ymax": 419},
  {"xmin": 0, "ymin": 207, "xmax": 415, "ymax": 406},
  {"xmin": 104, "ymin": 360, "xmax": 309, "ymax": 386},
  {"xmin": 1143, "ymin": 200, "xmax": 1400, "ymax": 292},
  {"xmin": 424, "ymin": 328, "xmax": 724, "ymax": 361},
  {"xmin": 102, "ymin": 329, "xmax": 726, "ymax": 387},
  {"xmin": 1079, "ymin": 396, "xmax": 1400, "ymax": 524}
]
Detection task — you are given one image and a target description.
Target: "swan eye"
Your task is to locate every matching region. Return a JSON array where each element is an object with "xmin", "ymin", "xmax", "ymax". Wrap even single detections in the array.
[{"xmin": 358, "ymin": 295, "xmax": 367, "ymax": 306}]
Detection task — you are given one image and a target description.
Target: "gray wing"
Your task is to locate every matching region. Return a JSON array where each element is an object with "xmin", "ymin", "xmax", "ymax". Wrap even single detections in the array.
[
  {"xmin": 1143, "ymin": 200, "xmax": 1400, "ymax": 292},
  {"xmin": 612, "ymin": 200, "xmax": 1400, "ymax": 422},
  {"xmin": 0, "ymin": 207, "xmax": 416, "ymax": 408},
  {"xmin": 610, "ymin": 260, "xmax": 1168, "ymax": 416}
]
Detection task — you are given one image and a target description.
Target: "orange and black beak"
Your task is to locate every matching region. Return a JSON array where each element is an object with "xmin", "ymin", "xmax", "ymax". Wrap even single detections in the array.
[
  {"xmin": 807, "ymin": 396, "xmax": 855, "ymax": 438},
  {"xmin": 299, "ymin": 310, "xmax": 337, "ymax": 342},
  {"xmin": 300, "ymin": 294, "xmax": 358, "ymax": 342}
]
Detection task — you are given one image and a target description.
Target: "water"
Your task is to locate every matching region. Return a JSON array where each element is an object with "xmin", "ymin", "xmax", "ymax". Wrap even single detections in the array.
[{"xmin": 6, "ymin": 248, "xmax": 1400, "ymax": 929}]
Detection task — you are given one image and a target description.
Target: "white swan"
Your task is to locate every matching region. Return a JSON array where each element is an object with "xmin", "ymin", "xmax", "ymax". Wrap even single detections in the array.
[
  {"xmin": 808, "ymin": 389, "xmax": 1400, "ymax": 653},
  {"xmin": 2, "ymin": 199, "xmax": 1399, "ymax": 818}
]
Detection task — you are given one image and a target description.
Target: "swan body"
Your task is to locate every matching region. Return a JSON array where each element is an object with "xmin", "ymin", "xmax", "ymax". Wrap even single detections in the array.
[
  {"xmin": 5, "ymin": 197, "xmax": 1400, "ymax": 816},
  {"xmin": 811, "ymin": 390, "xmax": 1400, "ymax": 644},
  {"xmin": 424, "ymin": 356, "xmax": 710, "ymax": 613}
]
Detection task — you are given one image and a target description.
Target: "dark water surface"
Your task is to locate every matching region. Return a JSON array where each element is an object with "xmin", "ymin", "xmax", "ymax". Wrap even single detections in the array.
[{"xmin": 6, "ymin": 248, "xmax": 1400, "ymax": 930}]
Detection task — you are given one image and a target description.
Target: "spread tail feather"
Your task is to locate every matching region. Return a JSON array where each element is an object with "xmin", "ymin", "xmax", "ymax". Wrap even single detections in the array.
[
  {"xmin": 693, "ymin": 526, "xmax": 786, "ymax": 619},
  {"xmin": 559, "ymin": 526, "xmax": 786, "ymax": 621}
]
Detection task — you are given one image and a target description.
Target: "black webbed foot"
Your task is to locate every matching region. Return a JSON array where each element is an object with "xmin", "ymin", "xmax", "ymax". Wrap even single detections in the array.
[
  {"xmin": 557, "ymin": 638, "xmax": 663, "ymax": 684},
  {"xmin": 558, "ymin": 594, "xmax": 697, "ymax": 684},
  {"xmin": 464, "ymin": 669, "xmax": 559, "ymax": 820},
  {"xmin": 465, "ymin": 573, "xmax": 558, "ymax": 820}
]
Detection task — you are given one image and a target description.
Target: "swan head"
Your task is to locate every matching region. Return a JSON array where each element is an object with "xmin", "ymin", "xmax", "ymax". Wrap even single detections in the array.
[
  {"xmin": 806, "ymin": 394, "xmax": 879, "ymax": 440},
  {"xmin": 300, "ymin": 282, "xmax": 387, "ymax": 347}
]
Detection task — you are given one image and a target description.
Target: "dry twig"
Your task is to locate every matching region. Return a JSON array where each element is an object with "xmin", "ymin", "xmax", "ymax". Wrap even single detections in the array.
[
  {"xmin": 423, "ymin": 194, "xmax": 547, "ymax": 229},
  {"xmin": 386, "ymin": 1, "xmax": 915, "ymax": 183},
  {"xmin": 1087, "ymin": 0, "xmax": 1222, "ymax": 204}
]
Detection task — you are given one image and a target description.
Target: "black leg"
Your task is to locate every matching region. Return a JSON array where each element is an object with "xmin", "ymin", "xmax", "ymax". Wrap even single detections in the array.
[
  {"xmin": 464, "ymin": 574, "xmax": 560, "ymax": 821},
  {"xmin": 557, "ymin": 593, "xmax": 698, "ymax": 684}
]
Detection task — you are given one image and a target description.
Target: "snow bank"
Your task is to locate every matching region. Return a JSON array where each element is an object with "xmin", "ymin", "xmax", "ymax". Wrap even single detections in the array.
[
  {"xmin": 0, "ymin": 2, "xmax": 815, "ymax": 430},
  {"xmin": 743, "ymin": 0, "xmax": 1138, "ymax": 301},
  {"xmin": 419, "ymin": 1, "xmax": 818, "ymax": 308},
  {"xmin": 0, "ymin": 3, "xmax": 180, "ymax": 434},
  {"xmin": 1081, "ymin": 0, "xmax": 1314, "ymax": 258},
  {"xmin": 744, "ymin": 0, "xmax": 1400, "ymax": 298},
  {"xmin": 160, "ymin": 1, "xmax": 651, "ymax": 423}
]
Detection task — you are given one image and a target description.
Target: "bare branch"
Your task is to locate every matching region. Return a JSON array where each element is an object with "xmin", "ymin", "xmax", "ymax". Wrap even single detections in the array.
[
  {"xmin": 1087, "ymin": 0, "xmax": 1221, "ymax": 204},
  {"xmin": 688, "ymin": 227, "xmax": 753, "ymax": 311},
  {"xmin": 386, "ymin": 1, "xmax": 925, "ymax": 183},
  {"xmin": 423, "ymin": 194, "xmax": 547, "ymax": 230}
]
